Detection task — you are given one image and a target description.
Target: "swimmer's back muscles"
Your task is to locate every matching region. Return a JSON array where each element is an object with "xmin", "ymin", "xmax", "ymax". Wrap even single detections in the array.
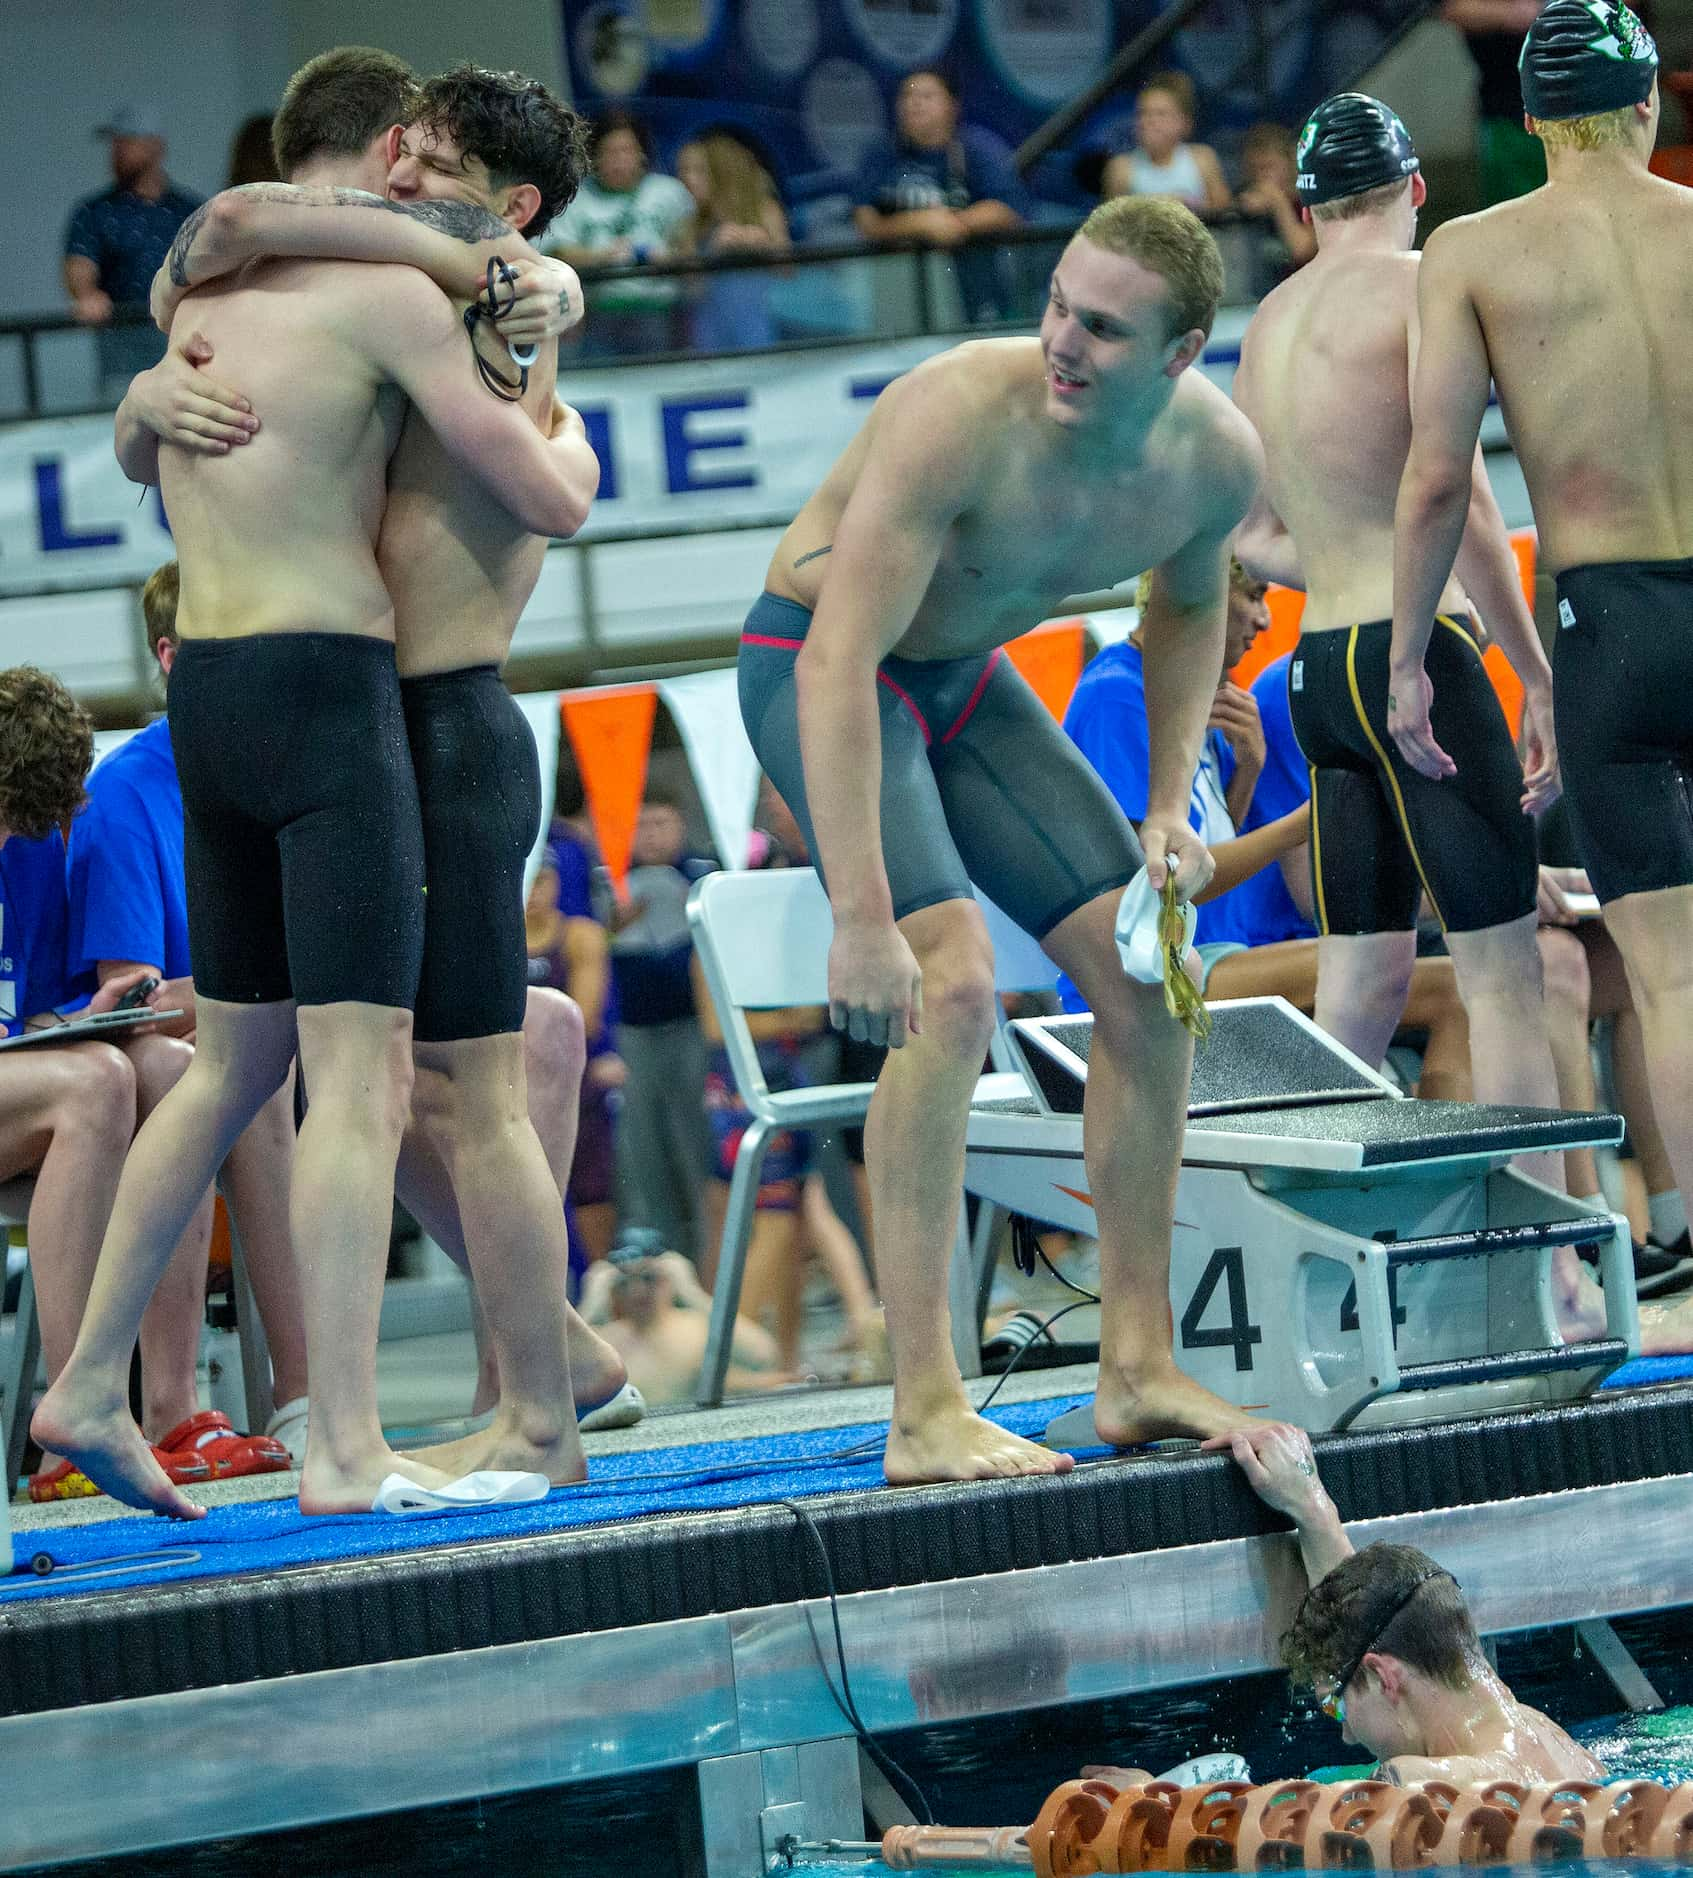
[{"xmin": 1420, "ymin": 179, "xmax": 1693, "ymax": 571}]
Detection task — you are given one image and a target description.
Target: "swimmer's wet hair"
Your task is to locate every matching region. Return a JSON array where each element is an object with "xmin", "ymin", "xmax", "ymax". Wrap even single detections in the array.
[
  {"xmin": 413, "ymin": 65, "xmax": 588, "ymax": 237},
  {"xmin": 141, "ymin": 561, "xmax": 180, "ymax": 664},
  {"xmin": 1310, "ymin": 176, "xmax": 1413, "ymax": 224},
  {"xmin": 1281, "ymin": 1543, "xmax": 1480, "ymax": 1694},
  {"xmin": 273, "ymin": 46, "xmax": 421, "ymax": 179},
  {"xmin": 1529, "ymin": 104, "xmax": 1640, "ymax": 150},
  {"xmin": 1078, "ymin": 195, "xmax": 1224, "ymax": 339},
  {"xmin": 0, "ymin": 666, "xmax": 94, "ymax": 841}
]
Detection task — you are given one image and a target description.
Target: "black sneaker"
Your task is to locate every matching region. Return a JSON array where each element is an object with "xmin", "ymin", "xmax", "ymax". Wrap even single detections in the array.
[
  {"xmin": 1580, "ymin": 1231, "xmax": 1693, "ymax": 1299},
  {"xmin": 1640, "ymin": 1229, "xmax": 1693, "ymax": 1300}
]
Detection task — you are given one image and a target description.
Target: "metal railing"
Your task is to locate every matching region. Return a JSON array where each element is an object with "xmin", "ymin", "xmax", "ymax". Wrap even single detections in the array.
[{"xmin": 0, "ymin": 215, "xmax": 1293, "ymax": 423}]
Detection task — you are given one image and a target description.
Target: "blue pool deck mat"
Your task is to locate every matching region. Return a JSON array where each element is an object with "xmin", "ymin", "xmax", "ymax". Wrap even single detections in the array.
[{"xmin": 6, "ymin": 1356, "xmax": 1692, "ymax": 1609}]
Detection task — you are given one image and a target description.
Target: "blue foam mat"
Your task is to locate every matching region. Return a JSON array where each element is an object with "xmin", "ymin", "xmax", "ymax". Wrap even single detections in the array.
[
  {"xmin": 8, "ymin": 1358, "xmax": 1691, "ymax": 1607},
  {"xmin": 2, "ymin": 1393, "xmax": 1097, "ymax": 1605}
]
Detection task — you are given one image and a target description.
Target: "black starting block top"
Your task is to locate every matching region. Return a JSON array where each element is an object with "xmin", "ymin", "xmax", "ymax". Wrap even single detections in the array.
[
  {"xmin": 1019, "ymin": 1002, "xmax": 1385, "ymax": 1119},
  {"xmin": 1185, "ymin": 1096, "xmax": 1619, "ymax": 1166},
  {"xmin": 988, "ymin": 1001, "xmax": 1622, "ymax": 1165}
]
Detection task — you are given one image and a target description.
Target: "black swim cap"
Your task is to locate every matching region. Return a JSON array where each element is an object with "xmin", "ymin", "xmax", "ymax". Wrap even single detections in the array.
[
  {"xmin": 1520, "ymin": 0, "xmax": 1658, "ymax": 121},
  {"xmin": 1295, "ymin": 93, "xmax": 1420, "ymax": 207}
]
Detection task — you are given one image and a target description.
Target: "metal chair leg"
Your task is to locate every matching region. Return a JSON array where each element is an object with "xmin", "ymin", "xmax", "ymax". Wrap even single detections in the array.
[
  {"xmin": 697, "ymin": 1120, "xmax": 773, "ymax": 1408},
  {"xmin": 949, "ymin": 1198, "xmax": 982, "ymax": 1380},
  {"xmin": 225, "ymin": 1207, "xmax": 275, "ymax": 1433},
  {"xmin": 2, "ymin": 1261, "xmax": 42, "ymax": 1493},
  {"xmin": 972, "ymin": 1201, "xmax": 1003, "ymax": 1330}
]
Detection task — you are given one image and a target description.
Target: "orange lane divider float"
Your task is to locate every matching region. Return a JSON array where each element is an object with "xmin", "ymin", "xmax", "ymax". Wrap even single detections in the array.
[{"xmin": 877, "ymin": 1774, "xmax": 1693, "ymax": 1871}]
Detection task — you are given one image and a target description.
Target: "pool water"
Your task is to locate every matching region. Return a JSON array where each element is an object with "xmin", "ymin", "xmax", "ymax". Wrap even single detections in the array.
[{"xmin": 20, "ymin": 1608, "xmax": 1693, "ymax": 1876}]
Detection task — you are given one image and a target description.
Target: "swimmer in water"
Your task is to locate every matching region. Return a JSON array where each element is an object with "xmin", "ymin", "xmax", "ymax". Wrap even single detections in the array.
[
  {"xmin": 742, "ymin": 195, "xmax": 1268, "ymax": 1485},
  {"xmin": 1208, "ymin": 1423, "xmax": 1605, "ymax": 1789},
  {"xmin": 1390, "ymin": 0, "xmax": 1693, "ymax": 1354}
]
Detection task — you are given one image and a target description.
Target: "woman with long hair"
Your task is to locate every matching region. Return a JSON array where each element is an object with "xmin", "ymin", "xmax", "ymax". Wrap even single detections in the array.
[{"xmin": 675, "ymin": 133, "xmax": 789, "ymax": 351}]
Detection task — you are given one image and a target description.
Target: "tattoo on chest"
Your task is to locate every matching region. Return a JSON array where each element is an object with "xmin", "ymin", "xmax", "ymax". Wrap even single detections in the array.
[
  {"xmin": 167, "ymin": 201, "xmax": 213, "ymax": 287},
  {"xmin": 792, "ymin": 544, "xmax": 833, "ymax": 570}
]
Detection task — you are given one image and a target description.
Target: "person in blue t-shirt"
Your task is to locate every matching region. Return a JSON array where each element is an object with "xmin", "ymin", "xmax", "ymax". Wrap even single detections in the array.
[
  {"xmin": 0, "ymin": 666, "xmax": 237, "ymax": 1501},
  {"xmin": 1062, "ymin": 572, "xmax": 1473, "ymax": 1097},
  {"xmin": 852, "ymin": 69, "xmax": 1030, "ymax": 320},
  {"xmin": 63, "ymin": 563, "xmax": 310, "ymax": 1468}
]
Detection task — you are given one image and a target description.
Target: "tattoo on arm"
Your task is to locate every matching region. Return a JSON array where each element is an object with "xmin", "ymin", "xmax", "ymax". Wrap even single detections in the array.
[
  {"xmin": 385, "ymin": 198, "xmax": 512, "ymax": 243},
  {"xmin": 793, "ymin": 544, "xmax": 833, "ymax": 570},
  {"xmin": 167, "ymin": 201, "xmax": 214, "ymax": 287},
  {"xmin": 223, "ymin": 183, "xmax": 514, "ymax": 244}
]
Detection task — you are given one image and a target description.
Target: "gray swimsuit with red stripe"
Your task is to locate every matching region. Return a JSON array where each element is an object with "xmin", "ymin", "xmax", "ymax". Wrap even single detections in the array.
[{"xmin": 737, "ymin": 591, "xmax": 1142, "ymax": 939}]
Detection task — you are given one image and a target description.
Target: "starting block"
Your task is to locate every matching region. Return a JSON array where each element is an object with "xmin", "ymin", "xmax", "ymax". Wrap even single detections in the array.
[{"xmin": 964, "ymin": 998, "xmax": 1637, "ymax": 1434}]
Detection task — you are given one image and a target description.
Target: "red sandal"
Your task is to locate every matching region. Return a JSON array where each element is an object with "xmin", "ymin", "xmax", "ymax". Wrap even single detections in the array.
[
  {"xmin": 29, "ymin": 1445, "xmax": 213, "ymax": 1504},
  {"xmin": 153, "ymin": 1410, "xmax": 292, "ymax": 1481}
]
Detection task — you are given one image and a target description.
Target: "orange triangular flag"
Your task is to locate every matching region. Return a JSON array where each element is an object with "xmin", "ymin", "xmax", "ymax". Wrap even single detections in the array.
[
  {"xmin": 561, "ymin": 685, "xmax": 658, "ymax": 893},
  {"xmin": 1005, "ymin": 623, "xmax": 1086, "ymax": 720}
]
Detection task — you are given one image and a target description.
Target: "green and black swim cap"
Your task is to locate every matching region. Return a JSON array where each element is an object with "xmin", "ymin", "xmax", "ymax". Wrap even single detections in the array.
[
  {"xmin": 1294, "ymin": 93, "xmax": 1420, "ymax": 208},
  {"xmin": 1520, "ymin": 0, "xmax": 1658, "ymax": 121}
]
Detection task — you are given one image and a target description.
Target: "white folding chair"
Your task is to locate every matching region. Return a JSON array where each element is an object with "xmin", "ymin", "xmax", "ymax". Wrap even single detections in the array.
[
  {"xmin": 687, "ymin": 869, "xmax": 1060, "ymax": 1407},
  {"xmin": 0, "ymin": 1176, "xmax": 40, "ymax": 1497}
]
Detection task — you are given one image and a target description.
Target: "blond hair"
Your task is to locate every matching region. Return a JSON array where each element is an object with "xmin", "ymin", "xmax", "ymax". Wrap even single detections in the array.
[
  {"xmin": 681, "ymin": 134, "xmax": 775, "ymax": 245},
  {"xmin": 1529, "ymin": 105, "xmax": 1637, "ymax": 150},
  {"xmin": 141, "ymin": 561, "xmax": 180, "ymax": 659},
  {"xmin": 1310, "ymin": 175, "xmax": 1413, "ymax": 224},
  {"xmin": 1077, "ymin": 194, "xmax": 1224, "ymax": 338}
]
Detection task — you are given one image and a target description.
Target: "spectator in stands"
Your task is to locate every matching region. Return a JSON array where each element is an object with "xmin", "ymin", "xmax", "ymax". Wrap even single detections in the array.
[
  {"xmin": 226, "ymin": 113, "xmax": 281, "ymax": 188},
  {"xmin": 63, "ymin": 104, "xmax": 202, "ymax": 397},
  {"xmin": 1236, "ymin": 123, "xmax": 1317, "ymax": 285},
  {"xmin": 1062, "ymin": 571, "xmax": 1474, "ymax": 1097},
  {"xmin": 607, "ymin": 791, "xmax": 717, "ymax": 1265},
  {"xmin": 65, "ymin": 565, "xmax": 312, "ymax": 1463},
  {"xmin": 543, "ymin": 109, "xmax": 692, "ymax": 355},
  {"xmin": 1102, "ymin": 73, "xmax": 1232, "ymax": 214},
  {"xmin": 0, "ymin": 667, "xmax": 266, "ymax": 1501},
  {"xmin": 1441, "ymin": 1, "xmax": 1548, "ymax": 204},
  {"xmin": 851, "ymin": 69, "xmax": 1030, "ymax": 320},
  {"xmin": 675, "ymin": 133, "xmax": 791, "ymax": 351}
]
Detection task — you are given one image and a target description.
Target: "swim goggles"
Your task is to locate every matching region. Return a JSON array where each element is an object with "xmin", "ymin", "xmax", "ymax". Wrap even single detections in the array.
[{"xmin": 463, "ymin": 256, "xmax": 539, "ymax": 402}]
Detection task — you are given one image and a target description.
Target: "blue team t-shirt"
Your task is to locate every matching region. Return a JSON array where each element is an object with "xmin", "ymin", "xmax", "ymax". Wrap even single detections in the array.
[
  {"xmin": 1237, "ymin": 653, "xmax": 1317, "ymax": 947},
  {"xmin": 66, "ymin": 719, "xmax": 191, "ymax": 982},
  {"xmin": 1057, "ymin": 641, "xmax": 1316, "ymax": 1009},
  {"xmin": 0, "ymin": 833, "xmax": 94, "ymax": 1036}
]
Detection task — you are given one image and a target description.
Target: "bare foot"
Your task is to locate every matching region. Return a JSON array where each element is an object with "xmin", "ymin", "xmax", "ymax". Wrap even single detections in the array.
[
  {"xmin": 567, "ymin": 1319, "xmax": 629, "ymax": 1415},
  {"xmin": 404, "ymin": 1407, "xmax": 587, "ymax": 1488},
  {"xmin": 33, "ymin": 1378, "xmax": 203, "ymax": 1520},
  {"xmin": 1092, "ymin": 1362, "xmax": 1263, "ymax": 1448},
  {"xmin": 1553, "ymin": 1249, "xmax": 1611, "ymax": 1344},
  {"xmin": 1639, "ymin": 1295, "xmax": 1693, "ymax": 1357},
  {"xmin": 298, "ymin": 1448, "xmax": 453, "ymax": 1517},
  {"xmin": 885, "ymin": 1399, "xmax": 1075, "ymax": 1485}
]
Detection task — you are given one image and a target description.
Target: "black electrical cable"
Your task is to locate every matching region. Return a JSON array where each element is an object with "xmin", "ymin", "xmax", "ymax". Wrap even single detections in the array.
[{"xmin": 782, "ymin": 1496, "xmax": 936, "ymax": 1827}]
